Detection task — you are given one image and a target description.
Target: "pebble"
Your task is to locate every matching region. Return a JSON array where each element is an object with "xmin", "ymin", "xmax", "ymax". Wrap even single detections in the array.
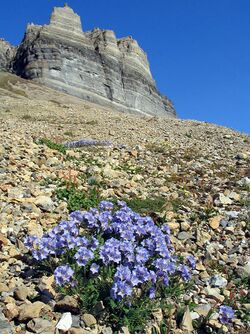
[
  {"xmin": 209, "ymin": 215, "xmax": 223, "ymax": 229},
  {"xmin": 82, "ymin": 313, "xmax": 97, "ymax": 327},
  {"xmin": 177, "ymin": 232, "xmax": 192, "ymax": 240},
  {"xmin": 14, "ymin": 285, "xmax": 30, "ymax": 301}
]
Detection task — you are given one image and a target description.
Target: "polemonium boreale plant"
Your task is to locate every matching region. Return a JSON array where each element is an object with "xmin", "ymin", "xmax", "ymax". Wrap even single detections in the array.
[{"xmin": 24, "ymin": 201, "xmax": 195, "ymax": 332}]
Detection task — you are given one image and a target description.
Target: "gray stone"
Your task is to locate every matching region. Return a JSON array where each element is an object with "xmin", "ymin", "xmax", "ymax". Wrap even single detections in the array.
[
  {"xmin": 101, "ymin": 326, "xmax": 113, "ymax": 334},
  {"xmin": 194, "ymin": 304, "xmax": 212, "ymax": 317},
  {"xmin": 27, "ymin": 318, "xmax": 55, "ymax": 333},
  {"xmin": 225, "ymin": 211, "xmax": 239, "ymax": 219},
  {"xmin": 177, "ymin": 231, "xmax": 192, "ymax": 240},
  {"xmin": 72, "ymin": 315, "xmax": 81, "ymax": 328},
  {"xmin": 218, "ymin": 193, "xmax": 233, "ymax": 205},
  {"xmin": 2, "ymin": 5, "xmax": 176, "ymax": 118},
  {"xmin": 0, "ymin": 311, "xmax": 13, "ymax": 334}
]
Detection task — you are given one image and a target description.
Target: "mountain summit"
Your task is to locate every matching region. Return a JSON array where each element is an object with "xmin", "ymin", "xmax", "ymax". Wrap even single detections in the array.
[{"xmin": 0, "ymin": 4, "xmax": 176, "ymax": 117}]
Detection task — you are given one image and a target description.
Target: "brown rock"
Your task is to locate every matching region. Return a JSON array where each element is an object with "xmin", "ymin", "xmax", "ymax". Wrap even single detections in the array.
[
  {"xmin": 38, "ymin": 275, "xmax": 56, "ymax": 298},
  {"xmin": 18, "ymin": 301, "xmax": 47, "ymax": 321},
  {"xmin": 70, "ymin": 328, "xmax": 92, "ymax": 334},
  {"xmin": 14, "ymin": 286, "xmax": 30, "ymax": 301},
  {"xmin": 0, "ymin": 233, "xmax": 9, "ymax": 246},
  {"xmin": 82, "ymin": 313, "xmax": 97, "ymax": 327},
  {"xmin": 56, "ymin": 295, "xmax": 79, "ymax": 313},
  {"xmin": 3, "ymin": 303, "xmax": 19, "ymax": 320},
  {"xmin": 209, "ymin": 215, "xmax": 223, "ymax": 229},
  {"xmin": 0, "ymin": 283, "xmax": 9, "ymax": 293}
]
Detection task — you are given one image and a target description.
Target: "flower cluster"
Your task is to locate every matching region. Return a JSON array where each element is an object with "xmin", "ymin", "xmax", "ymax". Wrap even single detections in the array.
[{"xmin": 25, "ymin": 201, "xmax": 195, "ymax": 301}]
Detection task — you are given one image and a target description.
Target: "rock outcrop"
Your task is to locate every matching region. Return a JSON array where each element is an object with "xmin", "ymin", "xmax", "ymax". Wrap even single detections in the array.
[
  {"xmin": 1, "ymin": 4, "xmax": 176, "ymax": 117},
  {"xmin": 0, "ymin": 39, "xmax": 15, "ymax": 71}
]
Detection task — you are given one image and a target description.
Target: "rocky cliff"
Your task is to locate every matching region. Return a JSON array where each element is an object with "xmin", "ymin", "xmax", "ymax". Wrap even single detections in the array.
[
  {"xmin": 1, "ymin": 4, "xmax": 176, "ymax": 117},
  {"xmin": 0, "ymin": 39, "xmax": 16, "ymax": 71}
]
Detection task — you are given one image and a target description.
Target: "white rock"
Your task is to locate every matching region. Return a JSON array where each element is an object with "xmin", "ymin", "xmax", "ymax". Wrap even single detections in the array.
[
  {"xmin": 218, "ymin": 194, "xmax": 233, "ymax": 205},
  {"xmin": 190, "ymin": 311, "xmax": 200, "ymax": 320},
  {"xmin": 180, "ymin": 307, "xmax": 193, "ymax": 332},
  {"xmin": 210, "ymin": 275, "xmax": 228, "ymax": 288},
  {"xmin": 243, "ymin": 258, "xmax": 250, "ymax": 276},
  {"xmin": 56, "ymin": 312, "xmax": 72, "ymax": 331},
  {"xmin": 34, "ymin": 195, "xmax": 54, "ymax": 212}
]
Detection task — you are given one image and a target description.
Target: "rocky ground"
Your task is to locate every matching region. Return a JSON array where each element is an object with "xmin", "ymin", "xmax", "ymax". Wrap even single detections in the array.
[{"xmin": 0, "ymin": 73, "xmax": 249, "ymax": 334}]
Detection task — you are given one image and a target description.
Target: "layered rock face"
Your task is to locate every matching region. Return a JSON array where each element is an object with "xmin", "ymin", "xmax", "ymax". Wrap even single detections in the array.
[
  {"xmin": 0, "ymin": 39, "xmax": 15, "ymax": 71},
  {"xmin": 3, "ymin": 5, "xmax": 176, "ymax": 117}
]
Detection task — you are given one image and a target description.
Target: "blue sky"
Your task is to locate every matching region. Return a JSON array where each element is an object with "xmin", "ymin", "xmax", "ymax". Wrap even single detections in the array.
[{"xmin": 1, "ymin": 0, "xmax": 249, "ymax": 134}]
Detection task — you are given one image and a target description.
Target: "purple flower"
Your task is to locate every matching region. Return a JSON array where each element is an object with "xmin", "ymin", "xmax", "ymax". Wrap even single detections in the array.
[
  {"xmin": 148, "ymin": 286, "xmax": 156, "ymax": 299},
  {"xmin": 115, "ymin": 265, "xmax": 132, "ymax": 282},
  {"xmin": 90, "ymin": 263, "xmax": 100, "ymax": 274},
  {"xmin": 132, "ymin": 265, "xmax": 151, "ymax": 284},
  {"xmin": 186, "ymin": 255, "xmax": 196, "ymax": 270},
  {"xmin": 219, "ymin": 305, "xmax": 235, "ymax": 324},
  {"xmin": 98, "ymin": 211, "xmax": 112, "ymax": 232},
  {"xmin": 32, "ymin": 248, "xmax": 50, "ymax": 261},
  {"xmin": 69, "ymin": 210, "xmax": 83, "ymax": 222},
  {"xmin": 82, "ymin": 212, "xmax": 98, "ymax": 229},
  {"xmin": 135, "ymin": 247, "xmax": 150, "ymax": 264},
  {"xmin": 99, "ymin": 201, "xmax": 114, "ymax": 211},
  {"xmin": 99, "ymin": 238, "xmax": 121, "ymax": 264},
  {"xmin": 54, "ymin": 265, "xmax": 74, "ymax": 286},
  {"xmin": 161, "ymin": 224, "xmax": 170, "ymax": 235},
  {"xmin": 76, "ymin": 236, "xmax": 89, "ymax": 247},
  {"xmin": 74, "ymin": 247, "xmax": 94, "ymax": 266},
  {"xmin": 179, "ymin": 264, "xmax": 191, "ymax": 281},
  {"xmin": 153, "ymin": 258, "xmax": 175, "ymax": 274},
  {"xmin": 24, "ymin": 235, "xmax": 40, "ymax": 250},
  {"xmin": 117, "ymin": 200, "xmax": 127, "ymax": 208},
  {"xmin": 162, "ymin": 274, "xmax": 169, "ymax": 286},
  {"xmin": 111, "ymin": 280, "xmax": 133, "ymax": 300},
  {"xmin": 89, "ymin": 237, "xmax": 99, "ymax": 251}
]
